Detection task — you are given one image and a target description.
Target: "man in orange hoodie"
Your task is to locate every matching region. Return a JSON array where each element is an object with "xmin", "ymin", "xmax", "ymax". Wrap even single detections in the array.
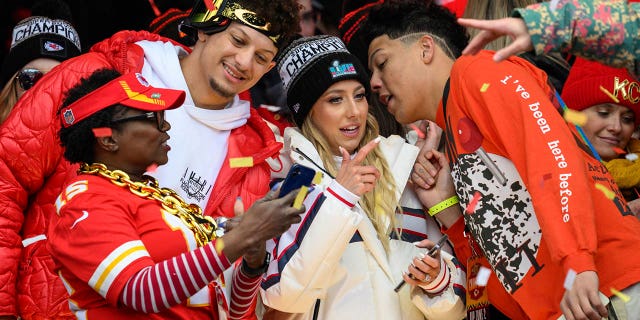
[{"xmin": 361, "ymin": 1, "xmax": 640, "ymax": 319}]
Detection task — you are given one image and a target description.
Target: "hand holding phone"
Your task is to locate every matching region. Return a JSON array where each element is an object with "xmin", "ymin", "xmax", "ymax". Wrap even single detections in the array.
[
  {"xmin": 277, "ymin": 164, "xmax": 316, "ymax": 199},
  {"xmin": 394, "ymin": 234, "xmax": 449, "ymax": 292}
]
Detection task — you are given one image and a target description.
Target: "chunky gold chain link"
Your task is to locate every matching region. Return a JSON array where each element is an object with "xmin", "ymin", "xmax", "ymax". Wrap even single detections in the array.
[{"xmin": 79, "ymin": 163, "xmax": 219, "ymax": 247}]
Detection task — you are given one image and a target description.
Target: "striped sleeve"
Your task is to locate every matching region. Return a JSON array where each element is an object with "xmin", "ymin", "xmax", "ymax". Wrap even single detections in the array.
[
  {"xmin": 228, "ymin": 265, "xmax": 263, "ymax": 319},
  {"xmin": 119, "ymin": 238, "xmax": 231, "ymax": 313},
  {"xmin": 417, "ymin": 256, "xmax": 451, "ymax": 295}
]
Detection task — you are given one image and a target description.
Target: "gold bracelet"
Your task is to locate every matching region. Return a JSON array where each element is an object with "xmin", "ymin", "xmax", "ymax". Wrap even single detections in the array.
[{"xmin": 428, "ymin": 195, "xmax": 459, "ymax": 216}]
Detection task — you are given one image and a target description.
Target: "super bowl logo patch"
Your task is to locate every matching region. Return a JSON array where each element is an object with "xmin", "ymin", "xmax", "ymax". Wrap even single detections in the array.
[
  {"xmin": 329, "ymin": 60, "xmax": 356, "ymax": 78},
  {"xmin": 63, "ymin": 109, "xmax": 75, "ymax": 125}
]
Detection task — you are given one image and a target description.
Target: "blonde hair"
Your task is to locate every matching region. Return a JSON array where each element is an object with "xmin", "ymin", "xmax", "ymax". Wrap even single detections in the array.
[
  {"xmin": 302, "ymin": 112, "xmax": 401, "ymax": 250},
  {"xmin": 0, "ymin": 71, "xmax": 19, "ymax": 124},
  {"xmin": 462, "ymin": 0, "xmax": 539, "ymax": 51}
]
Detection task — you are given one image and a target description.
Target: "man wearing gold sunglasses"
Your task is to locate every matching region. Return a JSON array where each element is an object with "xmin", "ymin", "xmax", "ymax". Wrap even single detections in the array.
[{"xmin": 0, "ymin": 0, "xmax": 301, "ymax": 319}]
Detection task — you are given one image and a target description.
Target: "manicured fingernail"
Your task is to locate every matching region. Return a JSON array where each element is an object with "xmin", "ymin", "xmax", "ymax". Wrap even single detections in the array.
[
  {"xmin": 418, "ymin": 253, "xmax": 425, "ymax": 259},
  {"xmin": 339, "ymin": 146, "xmax": 345, "ymax": 153},
  {"xmin": 374, "ymin": 137, "xmax": 381, "ymax": 143}
]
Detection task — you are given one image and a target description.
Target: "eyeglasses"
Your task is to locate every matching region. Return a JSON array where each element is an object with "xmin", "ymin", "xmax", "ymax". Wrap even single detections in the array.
[
  {"xmin": 111, "ymin": 111, "xmax": 166, "ymax": 132},
  {"xmin": 15, "ymin": 68, "xmax": 44, "ymax": 90}
]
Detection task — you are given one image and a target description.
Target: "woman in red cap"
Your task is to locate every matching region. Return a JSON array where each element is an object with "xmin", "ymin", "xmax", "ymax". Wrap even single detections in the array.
[{"xmin": 49, "ymin": 68, "xmax": 304, "ymax": 319}]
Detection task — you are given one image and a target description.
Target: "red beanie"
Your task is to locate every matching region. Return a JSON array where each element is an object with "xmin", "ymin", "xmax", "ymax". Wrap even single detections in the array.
[{"xmin": 561, "ymin": 57, "xmax": 640, "ymax": 124}]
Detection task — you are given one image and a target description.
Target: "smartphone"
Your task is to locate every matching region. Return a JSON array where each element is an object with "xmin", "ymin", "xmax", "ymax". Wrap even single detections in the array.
[
  {"xmin": 278, "ymin": 164, "xmax": 316, "ymax": 198},
  {"xmin": 394, "ymin": 234, "xmax": 449, "ymax": 292},
  {"xmin": 425, "ymin": 234, "xmax": 449, "ymax": 258}
]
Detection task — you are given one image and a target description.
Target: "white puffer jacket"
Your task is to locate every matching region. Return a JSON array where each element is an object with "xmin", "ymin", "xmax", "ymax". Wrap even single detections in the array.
[{"xmin": 260, "ymin": 128, "xmax": 466, "ymax": 320}]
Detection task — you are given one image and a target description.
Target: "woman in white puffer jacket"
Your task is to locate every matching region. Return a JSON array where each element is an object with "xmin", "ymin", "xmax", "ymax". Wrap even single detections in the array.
[{"xmin": 259, "ymin": 35, "xmax": 466, "ymax": 320}]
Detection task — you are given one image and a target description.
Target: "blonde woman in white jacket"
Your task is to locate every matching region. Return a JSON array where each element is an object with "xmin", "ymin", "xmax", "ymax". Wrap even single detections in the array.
[{"xmin": 259, "ymin": 35, "xmax": 466, "ymax": 320}]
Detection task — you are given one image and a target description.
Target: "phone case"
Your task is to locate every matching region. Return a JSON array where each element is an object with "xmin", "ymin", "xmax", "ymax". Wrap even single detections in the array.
[{"xmin": 278, "ymin": 164, "xmax": 316, "ymax": 198}]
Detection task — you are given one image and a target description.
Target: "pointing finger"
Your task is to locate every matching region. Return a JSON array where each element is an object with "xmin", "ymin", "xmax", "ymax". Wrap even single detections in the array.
[{"xmin": 353, "ymin": 136, "xmax": 381, "ymax": 164}]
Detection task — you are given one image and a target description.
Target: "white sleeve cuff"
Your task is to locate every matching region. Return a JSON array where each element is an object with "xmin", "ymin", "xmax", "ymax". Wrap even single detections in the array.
[
  {"xmin": 418, "ymin": 256, "xmax": 451, "ymax": 294},
  {"xmin": 326, "ymin": 180, "xmax": 360, "ymax": 208}
]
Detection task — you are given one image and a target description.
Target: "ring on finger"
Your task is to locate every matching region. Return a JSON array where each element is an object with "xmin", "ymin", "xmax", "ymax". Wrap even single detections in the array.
[{"xmin": 424, "ymin": 273, "xmax": 431, "ymax": 282}]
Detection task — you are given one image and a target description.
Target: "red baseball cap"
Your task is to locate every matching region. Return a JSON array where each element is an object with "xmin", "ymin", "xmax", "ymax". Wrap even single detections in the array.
[{"xmin": 61, "ymin": 72, "xmax": 185, "ymax": 128}]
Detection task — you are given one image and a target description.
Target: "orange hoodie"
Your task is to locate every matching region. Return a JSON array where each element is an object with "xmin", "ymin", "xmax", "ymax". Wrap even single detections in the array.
[{"xmin": 438, "ymin": 51, "xmax": 640, "ymax": 319}]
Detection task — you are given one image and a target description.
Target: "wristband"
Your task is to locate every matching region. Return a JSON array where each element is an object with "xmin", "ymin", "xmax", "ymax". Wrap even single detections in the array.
[
  {"xmin": 428, "ymin": 195, "xmax": 459, "ymax": 216},
  {"xmin": 241, "ymin": 252, "xmax": 271, "ymax": 277}
]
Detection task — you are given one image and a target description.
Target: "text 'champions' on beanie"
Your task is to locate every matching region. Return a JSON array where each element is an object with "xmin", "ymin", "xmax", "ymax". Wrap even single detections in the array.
[
  {"xmin": 277, "ymin": 35, "xmax": 370, "ymax": 127},
  {"xmin": 561, "ymin": 57, "xmax": 640, "ymax": 125},
  {"xmin": 1, "ymin": 16, "xmax": 81, "ymax": 86}
]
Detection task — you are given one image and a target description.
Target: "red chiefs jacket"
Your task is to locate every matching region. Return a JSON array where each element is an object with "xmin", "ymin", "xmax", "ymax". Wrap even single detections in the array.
[{"xmin": 0, "ymin": 30, "xmax": 280, "ymax": 319}]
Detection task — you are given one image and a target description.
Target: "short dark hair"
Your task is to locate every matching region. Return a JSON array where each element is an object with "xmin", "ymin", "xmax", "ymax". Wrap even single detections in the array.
[
  {"xmin": 362, "ymin": 0, "xmax": 469, "ymax": 59},
  {"xmin": 58, "ymin": 68, "xmax": 125, "ymax": 164}
]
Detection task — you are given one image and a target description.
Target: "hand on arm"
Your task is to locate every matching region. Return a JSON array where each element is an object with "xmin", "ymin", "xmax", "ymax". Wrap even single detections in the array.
[
  {"xmin": 458, "ymin": 17, "xmax": 533, "ymax": 62},
  {"xmin": 412, "ymin": 137, "xmax": 462, "ymax": 229},
  {"xmin": 411, "ymin": 120, "xmax": 442, "ymax": 190}
]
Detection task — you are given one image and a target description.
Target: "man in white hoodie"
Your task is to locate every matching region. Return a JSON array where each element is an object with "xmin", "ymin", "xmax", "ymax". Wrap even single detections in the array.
[{"xmin": 117, "ymin": 0, "xmax": 302, "ymax": 317}]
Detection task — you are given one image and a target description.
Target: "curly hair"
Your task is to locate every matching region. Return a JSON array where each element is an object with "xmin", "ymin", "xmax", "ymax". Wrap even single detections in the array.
[
  {"xmin": 236, "ymin": 0, "xmax": 301, "ymax": 51},
  {"xmin": 58, "ymin": 68, "xmax": 126, "ymax": 164},
  {"xmin": 361, "ymin": 0, "xmax": 469, "ymax": 59}
]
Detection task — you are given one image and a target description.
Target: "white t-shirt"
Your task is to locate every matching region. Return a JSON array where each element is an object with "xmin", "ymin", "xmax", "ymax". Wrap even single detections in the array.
[{"xmin": 136, "ymin": 40, "xmax": 250, "ymax": 209}]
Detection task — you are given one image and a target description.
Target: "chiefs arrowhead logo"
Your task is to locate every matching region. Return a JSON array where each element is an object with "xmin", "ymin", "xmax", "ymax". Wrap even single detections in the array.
[{"xmin": 44, "ymin": 41, "xmax": 64, "ymax": 52}]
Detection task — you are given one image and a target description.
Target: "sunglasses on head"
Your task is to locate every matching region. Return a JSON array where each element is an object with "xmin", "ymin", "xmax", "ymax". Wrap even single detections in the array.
[
  {"xmin": 111, "ymin": 111, "xmax": 167, "ymax": 132},
  {"xmin": 15, "ymin": 68, "xmax": 44, "ymax": 90}
]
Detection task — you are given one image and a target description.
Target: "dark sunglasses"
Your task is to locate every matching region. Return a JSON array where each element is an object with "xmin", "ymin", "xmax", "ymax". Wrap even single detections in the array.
[
  {"xmin": 111, "ymin": 111, "xmax": 166, "ymax": 132},
  {"xmin": 15, "ymin": 68, "xmax": 44, "ymax": 90}
]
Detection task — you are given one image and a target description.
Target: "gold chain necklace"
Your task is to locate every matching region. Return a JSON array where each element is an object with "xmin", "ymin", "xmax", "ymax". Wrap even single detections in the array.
[{"xmin": 79, "ymin": 163, "xmax": 219, "ymax": 247}]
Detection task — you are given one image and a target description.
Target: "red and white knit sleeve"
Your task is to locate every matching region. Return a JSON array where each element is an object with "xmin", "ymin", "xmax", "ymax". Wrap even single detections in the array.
[{"xmin": 119, "ymin": 238, "xmax": 231, "ymax": 313}]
